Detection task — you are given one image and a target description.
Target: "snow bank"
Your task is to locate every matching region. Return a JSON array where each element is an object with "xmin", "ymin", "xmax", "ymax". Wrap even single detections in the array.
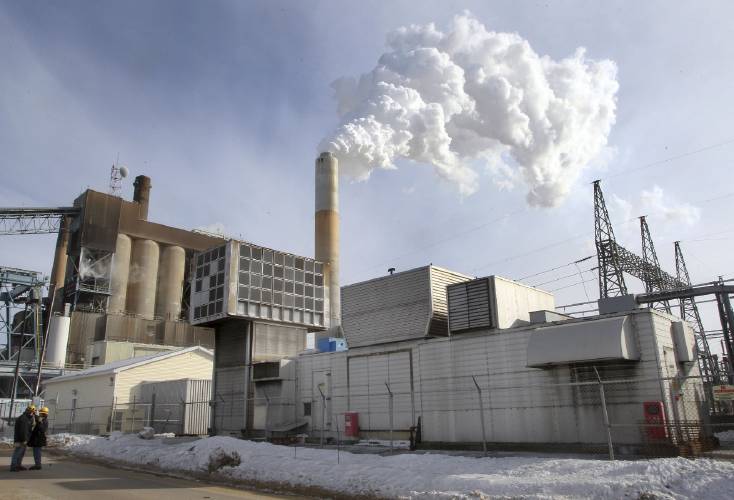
[{"xmin": 57, "ymin": 434, "xmax": 734, "ymax": 499}]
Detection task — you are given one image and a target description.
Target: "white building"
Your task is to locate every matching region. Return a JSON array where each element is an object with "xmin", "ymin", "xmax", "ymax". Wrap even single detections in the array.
[
  {"xmin": 245, "ymin": 266, "xmax": 704, "ymax": 454},
  {"xmin": 43, "ymin": 346, "xmax": 213, "ymax": 434}
]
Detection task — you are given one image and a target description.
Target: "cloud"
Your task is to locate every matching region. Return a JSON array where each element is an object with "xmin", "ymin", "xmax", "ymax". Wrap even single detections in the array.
[
  {"xmin": 640, "ymin": 186, "xmax": 701, "ymax": 225},
  {"xmin": 320, "ymin": 12, "xmax": 619, "ymax": 207},
  {"xmin": 612, "ymin": 185, "xmax": 701, "ymax": 227}
]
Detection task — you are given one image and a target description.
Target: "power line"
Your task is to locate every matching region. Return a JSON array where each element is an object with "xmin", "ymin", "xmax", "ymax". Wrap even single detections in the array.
[
  {"xmin": 530, "ymin": 265, "xmax": 598, "ymax": 288},
  {"xmin": 517, "ymin": 255, "xmax": 594, "ymax": 282},
  {"xmin": 604, "ymin": 137, "xmax": 734, "ymax": 180}
]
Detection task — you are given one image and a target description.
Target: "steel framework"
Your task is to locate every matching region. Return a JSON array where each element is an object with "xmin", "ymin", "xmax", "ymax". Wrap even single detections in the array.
[
  {"xmin": 594, "ymin": 182, "xmax": 686, "ymax": 297},
  {"xmin": 674, "ymin": 241, "xmax": 720, "ymax": 384},
  {"xmin": 594, "ymin": 180, "xmax": 628, "ymax": 298},
  {"xmin": 0, "ymin": 267, "xmax": 45, "ymax": 403},
  {"xmin": 640, "ymin": 216, "xmax": 672, "ymax": 313},
  {"xmin": 0, "ymin": 207, "xmax": 79, "ymax": 235}
]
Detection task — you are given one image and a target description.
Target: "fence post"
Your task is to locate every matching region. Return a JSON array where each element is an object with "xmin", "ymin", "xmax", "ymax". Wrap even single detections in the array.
[
  {"xmin": 132, "ymin": 395, "xmax": 136, "ymax": 433},
  {"xmin": 594, "ymin": 367, "xmax": 615, "ymax": 460},
  {"xmin": 336, "ymin": 413, "xmax": 341, "ymax": 464},
  {"xmin": 385, "ymin": 382, "xmax": 394, "ymax": 453},
  {"xmin": 318, "ymin": 385, "xmax": 326, "ymax": 448},
  {"xmin": 110, "ymin": 397, "xmax": 116, "ymax": 433},
  {"xmin": 149, "ymin": 393, "xmax": 156, "ymax": 430},
  {"xmin": 89, "ymin": 406, "xmax": 95, "ymax": 435},
  {"xmin": 262, "ymin": 388, "xmax": 271, "ymax": 441},
  {"xmin": 472, "ymin": 376, "xmax": 488, "ymax": 455}
]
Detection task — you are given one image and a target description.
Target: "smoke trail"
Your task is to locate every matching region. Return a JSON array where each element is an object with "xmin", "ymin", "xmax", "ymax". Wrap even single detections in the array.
[{"xmin": 320, "ymin": 13, "xmax": 619, "ymax": 207}]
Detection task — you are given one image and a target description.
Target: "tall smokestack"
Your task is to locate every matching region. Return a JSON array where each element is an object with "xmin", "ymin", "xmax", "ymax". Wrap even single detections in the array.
[
  {"xmin": 315, "ymin": 152, "xmax": 340, "ymax": 333},
  {"xmin": 133, "ymin": 175, "xmax": 152, "ymax": 220}
]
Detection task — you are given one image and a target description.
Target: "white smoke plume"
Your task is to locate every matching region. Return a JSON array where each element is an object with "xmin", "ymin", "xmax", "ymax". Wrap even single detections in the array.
[{"xmin": 320, "ymin": 13, "xmax": 619, "ymax": 207}]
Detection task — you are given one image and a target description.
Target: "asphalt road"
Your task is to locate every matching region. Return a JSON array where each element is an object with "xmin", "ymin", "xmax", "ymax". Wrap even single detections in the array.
[{"xmin": 0, "ymin": 449, "xmax": 297, "ymax": 500}]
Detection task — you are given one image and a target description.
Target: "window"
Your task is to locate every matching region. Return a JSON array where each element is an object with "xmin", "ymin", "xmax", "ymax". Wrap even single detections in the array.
[{"xmin": 303, "ymin": 402, "xmax": 311, "ymax": 416}]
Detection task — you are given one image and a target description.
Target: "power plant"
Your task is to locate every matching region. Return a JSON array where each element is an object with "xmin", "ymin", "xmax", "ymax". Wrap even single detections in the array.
[{"xmin": 1, "ymin": 154, "xmax": 733, "ymax": 457}]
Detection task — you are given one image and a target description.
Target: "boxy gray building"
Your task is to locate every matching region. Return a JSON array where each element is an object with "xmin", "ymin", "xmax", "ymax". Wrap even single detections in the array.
[{"xmin": 258, "ymin": 267, "xmax": 705, "ymax": 453}]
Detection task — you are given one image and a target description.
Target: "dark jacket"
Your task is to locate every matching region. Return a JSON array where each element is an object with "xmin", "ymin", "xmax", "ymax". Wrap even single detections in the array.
[
  {"xmin": 28, "ymin": 416, "xmax": 48, "ymax": 448},
  {"xmin": 13, "ymin": 413, "xmax": 34, "ymax": 443}
]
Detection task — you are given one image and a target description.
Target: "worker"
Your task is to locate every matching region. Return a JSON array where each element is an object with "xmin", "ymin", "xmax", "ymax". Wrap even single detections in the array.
[
  {"xmin": 10, "ymin": 404, "xmax": 36, "ymax": 472},
  {"xmin": 28, "ymin": 406, "xmax": 49, "ymax": 470}
]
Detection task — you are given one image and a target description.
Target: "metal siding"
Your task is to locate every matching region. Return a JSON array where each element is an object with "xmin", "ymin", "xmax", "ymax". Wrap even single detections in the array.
[
  {"xmin": 213, "ymin": 324, "xmax": 249, "ymax": 434},
  {"xmin": 342, "ymin": 267, "xmax": 433, "ymax": 347},
  {"xmin": 447, "ymin": 278, "xmax": 493, "ymax": 333},
  {"xmin": 428, "ymin": 267, "xmax": 472, "ymax": 337},
  {"xmin": 115, "ymin": 351, "xmax": 213, "ymax": 404}
]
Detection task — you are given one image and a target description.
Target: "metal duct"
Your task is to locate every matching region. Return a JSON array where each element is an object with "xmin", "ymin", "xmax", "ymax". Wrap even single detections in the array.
[
  {"xmin": 45, "ymin": 315, "xmax": 71, "ymax": 368},
  {"xmin": 133, "ymin": 175, "xmax": 152, "ymax": 220}
]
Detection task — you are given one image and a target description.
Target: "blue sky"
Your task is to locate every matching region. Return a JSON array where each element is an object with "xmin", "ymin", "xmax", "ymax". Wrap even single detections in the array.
[{"xmin": 2, "ymin": 1, "xmax": 734, "ymax": 346}]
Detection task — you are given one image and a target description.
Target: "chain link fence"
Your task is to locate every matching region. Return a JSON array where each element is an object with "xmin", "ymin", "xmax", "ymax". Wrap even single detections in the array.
[{"xmin": 37, "ymin": 368, "xmax": 734, "ymax": 459}]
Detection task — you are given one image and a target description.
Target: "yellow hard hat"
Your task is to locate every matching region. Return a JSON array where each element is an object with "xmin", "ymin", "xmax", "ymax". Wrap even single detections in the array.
[
  {"xmin": 39, "ymin": 407, "xmax": 49, "ymax": 415},
  {"xmin": 26, "ymin": 404, "xmax": 36, "ymax": 412}
]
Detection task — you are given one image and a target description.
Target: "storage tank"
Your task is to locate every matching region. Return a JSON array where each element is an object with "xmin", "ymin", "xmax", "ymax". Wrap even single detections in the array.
[
  {"xmin": 127, "ymin": 239, "xmax": 159, "ymax": 319},
  {"xmin": 108, "ymin": 234, "xmax": 132, "ymax": 314},
  {"xmin": 45, "ymin": 314, "xmax": 71, "ymax": 368},
  {"xmin": 156, "ymin": 245, "xmax": 186, "ymax": 321}
]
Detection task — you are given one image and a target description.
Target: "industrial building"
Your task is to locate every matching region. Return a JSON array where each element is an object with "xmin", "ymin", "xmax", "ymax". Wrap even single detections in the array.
[
  {"xmin": 194, "ymin": 152, "xmax": 341, "ymax": 436},
  {"xmin": 244, "ymin": 269, "xmax": 704, "ymax": 453},
  {"xmin": 2, "ymin": 150, "xmax": 730, "ymax": 456},
  {"xmin": 43, "ymin": 346, "xmax": 212, "ymax": 435}
]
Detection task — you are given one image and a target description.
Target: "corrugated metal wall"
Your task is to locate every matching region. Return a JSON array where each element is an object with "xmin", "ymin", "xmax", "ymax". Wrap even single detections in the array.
[
  {"xmin": 291, "ymin": 310, "xmax": 700, "ymax": 446},
  {"xmin": 342, "ymin": 267, "xmax": 433, "ymax": 348},
  {"xmin": 427, "ymin": 267, "xmax": 473, "ymax": 337}
]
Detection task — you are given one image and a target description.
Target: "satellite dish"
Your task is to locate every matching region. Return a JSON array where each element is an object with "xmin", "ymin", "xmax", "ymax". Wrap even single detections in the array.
[{"xmin": 119, "ymin": 166, "xmax": 129, "ymax": 178}]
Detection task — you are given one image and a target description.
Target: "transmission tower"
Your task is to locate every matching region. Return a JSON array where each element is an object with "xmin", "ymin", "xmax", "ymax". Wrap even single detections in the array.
[
  {"xmin": 594, "ymin": 180, "xmax": 627, "ymax": 298},
  {"xmin": 675, "ymin": 241, "xmax": 719, "ymax": 383},
  {"xmin": 640, "ymin": 216, "xmax": 671, "ymax": 313}
]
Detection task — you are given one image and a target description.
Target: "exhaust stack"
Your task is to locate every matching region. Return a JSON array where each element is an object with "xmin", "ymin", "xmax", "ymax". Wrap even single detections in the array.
[
  {"xmin": 133, "ymin": 175, "xmax": 152, "ymax": 220},
  {"xmin": 315, "ymin": 152, "xmax": 340, "ymax": 333}
]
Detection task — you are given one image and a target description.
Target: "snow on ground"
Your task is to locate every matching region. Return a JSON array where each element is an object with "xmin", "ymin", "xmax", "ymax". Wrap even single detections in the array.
[
  {"xmin": 54, "ymin": 433, "xmax": 734, "ymax": 499},
  {"xmin": 354, "ymin": 438, "xmax": 410, "ymax": 449}
]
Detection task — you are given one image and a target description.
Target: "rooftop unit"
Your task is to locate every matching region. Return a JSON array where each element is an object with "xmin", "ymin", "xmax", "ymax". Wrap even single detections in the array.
[
  {"xmin": 190, "ymin": 239, "xmax": 327, "ymax": 330},
  {"xmin": 447, "ymin": 276, "xmax": 555, "ymax": 334}
]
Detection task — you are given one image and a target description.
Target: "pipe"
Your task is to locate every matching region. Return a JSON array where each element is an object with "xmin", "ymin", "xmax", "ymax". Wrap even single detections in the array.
[
  {"xmin": 49, "ymin": 215, "xmax": 71, "ymax": 313},
  {"xmin": 315, "ymin": 152, "xmax": 340, "ymax": 332},
  {"xmin": 133, "ymin": 175, "xmax": 152, "ymax": 220}
]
